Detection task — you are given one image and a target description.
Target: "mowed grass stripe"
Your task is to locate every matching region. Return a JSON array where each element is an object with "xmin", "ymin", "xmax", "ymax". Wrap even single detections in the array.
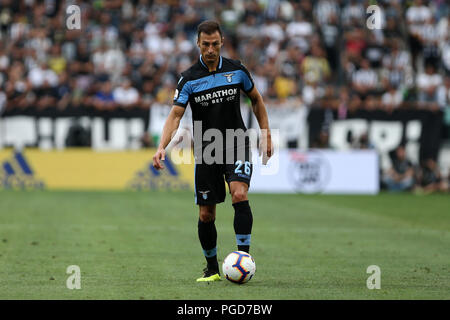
[{"xmin": 0, "ymin": 191, "xmax": 448, "ymax": 299}]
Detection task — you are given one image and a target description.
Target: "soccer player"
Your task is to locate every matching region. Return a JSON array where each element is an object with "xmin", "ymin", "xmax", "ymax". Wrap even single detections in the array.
[{"xmin": 152, "ymin": 21, "xmax": 272, "ymax": 282}]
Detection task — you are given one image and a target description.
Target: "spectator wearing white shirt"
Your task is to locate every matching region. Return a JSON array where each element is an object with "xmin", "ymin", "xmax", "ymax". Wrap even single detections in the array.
[
  {"xmin": 351, "ymin": 59, "xmax": 379, "ymax": 97},
  {"xmin": 144, "ymin": 13, "xmax": 163, "ymax": 38},
  {"xmin": 382, "ymin": 41, "xmax": 412, "ymax": 71},
  {"xmin": 90, "ymin": 12, "xmax": 119, "ymax": 49},
  {"xmin": 92, "ymin": 43, "xmax": 109, "ymax": 76},
  {"xmin": 174, "ymin": 32, "xmax": 194, "ymax": 55},
  {"xmin": 261, "ymin": 19, "xmax": 285, "ymax": 44},
  {"xmin": 103, "ymin": 44, "xmax": 127, "ymax": 83},
  {"xmin": 286, "ymin": 11, "xmax": 313, "ymax": 42},
  {"xmin": 406, "ymin": 0, "xmax": 432, "ymax": 26},
  {"xmin": 341, "ymin": 0, "xmax": 365, "ymax": 28},
  {"xmin": 314, "ymin": 0, "xmax": 340, "ymax": 26},
  {"xmin": 418, "ymin": 16, "xmax": 440, "ymax": 68},
  {"xmin": 145, "ymin": 28, "xmax": 175, "ymax": 55},
  {"xmin": 416, "ymin": 64, "xmax": 443, "ymax": 107},
  {"xmin": 27, "ymin": 62, "xmax": 58, "ymax": 88},
  {"xmin": 113, "ymin": 79, "xmax": 140, "ymax": 108},
  {"xmin": 26, "ymin": 28, "xmax": 52, "ymax": 63},
  {"xmin": 286, "ymin": 15, "xmax": 313, "ymax": 53},
  {"xmin": 92, "ymin": 42, "xmax": 126, "ymax": 83},
  {"xmin": 27, "ymin": 62, "xmax": 59, "ymax": 111},
  {"xmin": 9, "ymin": 13, "xmax": 30, "ymax": 41},
  {"xmin": 381, "ymin": 41, "xmax": 414, "ymax": 89},
  {"xmin": 382, "ymin": 85, "xmax": 403, "ymax": 112}
]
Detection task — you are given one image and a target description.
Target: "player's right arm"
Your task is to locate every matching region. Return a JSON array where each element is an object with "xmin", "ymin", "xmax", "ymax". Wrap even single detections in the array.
[
  {"xmin": 153, "ymin": 75, "xmax": 191, "ymax": 170},
  {"xmin": 152, "ymin": 105, "xmax": 186, "ymax": 170}
]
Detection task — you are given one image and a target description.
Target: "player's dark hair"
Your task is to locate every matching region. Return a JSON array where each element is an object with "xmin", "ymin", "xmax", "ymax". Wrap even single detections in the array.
[{"xmin": 197, "ymin": 20, "xmax": 223, "ymax": 39}]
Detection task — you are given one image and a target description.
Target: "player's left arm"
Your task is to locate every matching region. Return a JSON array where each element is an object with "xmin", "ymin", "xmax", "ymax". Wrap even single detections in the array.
[{"xmin": 246, "ymin": 86, "xmax": 273, "ymax": 162}]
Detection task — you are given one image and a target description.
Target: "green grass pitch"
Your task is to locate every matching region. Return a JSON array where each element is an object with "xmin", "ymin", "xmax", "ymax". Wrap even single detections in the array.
[{"xmin": 0, "ymin": 190, "xmax": 449, "ymax": 299}]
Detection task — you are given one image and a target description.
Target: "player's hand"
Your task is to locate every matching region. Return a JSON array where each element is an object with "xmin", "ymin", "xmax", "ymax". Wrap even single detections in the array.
[
  {"xmin": 153, "ymin": 148, "xmax": 166, "ymax": 170},
  {"xmin": 259, "ymin": 131, "xmax": 273, "ymax": 165}
]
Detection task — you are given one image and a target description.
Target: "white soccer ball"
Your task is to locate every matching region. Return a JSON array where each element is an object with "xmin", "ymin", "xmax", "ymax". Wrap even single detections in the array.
[{"xmin": 222, "ymin": 251, "xmax": 256, "ymax": 284}]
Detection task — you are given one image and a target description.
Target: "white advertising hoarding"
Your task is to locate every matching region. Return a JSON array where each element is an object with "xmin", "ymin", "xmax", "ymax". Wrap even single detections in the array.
[{"xmin": 251, "ymin": 149, "xmax": 379, "ymax": 194}]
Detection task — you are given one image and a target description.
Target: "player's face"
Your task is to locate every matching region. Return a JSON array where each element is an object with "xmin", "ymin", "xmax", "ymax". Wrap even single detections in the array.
[{"xmin": 197, "ymin": 31, "xmax": 223, "ymax": 64}]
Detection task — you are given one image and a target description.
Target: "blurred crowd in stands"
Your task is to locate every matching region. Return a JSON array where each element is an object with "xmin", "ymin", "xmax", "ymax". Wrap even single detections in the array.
[
  {"xmin": 0, "ymin": 0, "xmax": 449, "ymax": 192},
  {"xmin": 0, "ymin": 0, "xmax": 448, "ymax": 113}
]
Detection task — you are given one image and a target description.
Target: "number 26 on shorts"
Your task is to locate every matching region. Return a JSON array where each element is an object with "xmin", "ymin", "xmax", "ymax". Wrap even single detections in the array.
[{"xmin": 234, "ymin": 160, "xmax": 251, "ymax": 176}]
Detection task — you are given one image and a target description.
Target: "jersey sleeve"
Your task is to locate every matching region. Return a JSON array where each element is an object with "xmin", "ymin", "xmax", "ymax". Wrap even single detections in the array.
[
  {"xmin": 239, "ymin": 63, "xmax": 255, "ymax": 93},
  {"xmin": 173, "ymin": 76, "xmax": 191, "ymax": 108}
]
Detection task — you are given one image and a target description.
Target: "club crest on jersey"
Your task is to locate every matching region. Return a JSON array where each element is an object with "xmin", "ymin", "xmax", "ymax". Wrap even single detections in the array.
[
  {"xmin": 223, "ymin": 73, "xmax": 235, "ymax": 83},
  {"xmin": 199, "ymin": 190, "xmax": 210, "ymax": 200}
]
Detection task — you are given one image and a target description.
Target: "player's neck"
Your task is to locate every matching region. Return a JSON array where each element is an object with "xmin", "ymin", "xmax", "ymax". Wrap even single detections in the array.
[
  {"xmin": 206, "ymin": 60, "xmax": 219, "ymax": 72},
  {"xmin": 202, "ymin": 55, "xmax": 220, "ymax": 72}
]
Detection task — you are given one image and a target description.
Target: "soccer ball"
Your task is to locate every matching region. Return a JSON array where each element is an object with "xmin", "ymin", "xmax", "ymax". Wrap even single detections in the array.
[{"xmin": 222, "ymin": 251, "xmax": 256, "ymax": 284}]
